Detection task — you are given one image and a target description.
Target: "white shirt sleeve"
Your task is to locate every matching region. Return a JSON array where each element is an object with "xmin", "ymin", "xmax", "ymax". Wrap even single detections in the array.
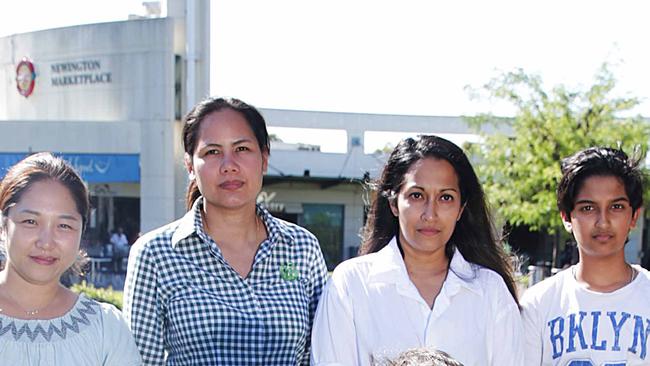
[
  {"xmin": 311, "ymin": 270, "xmax": 359, "ymax": 366},
  {"xmin": 485, "ymin": 278, "xmax": 528, "ymax": 366},
  {"xmin": 100, "ymin": 303, "xmax": 143, "ymax": 365},
  {"xmin": 520, "ymin": 289, "xmax": 544, "ymax": 366},
  {"xmin": 487, "ymin": 295, "xmax": 525, "ymax": 366}
]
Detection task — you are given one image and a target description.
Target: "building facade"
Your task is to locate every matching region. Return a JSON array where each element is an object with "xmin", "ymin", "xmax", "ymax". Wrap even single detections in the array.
[{"xmin": 1, "ymin": 3, "xmax": 647, "ymax": 273}]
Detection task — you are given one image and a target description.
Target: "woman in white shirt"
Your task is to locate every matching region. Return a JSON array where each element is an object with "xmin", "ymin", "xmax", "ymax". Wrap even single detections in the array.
[{"xmin": 311, "ymin": 135, "xmax": 523, "ymax": 366}]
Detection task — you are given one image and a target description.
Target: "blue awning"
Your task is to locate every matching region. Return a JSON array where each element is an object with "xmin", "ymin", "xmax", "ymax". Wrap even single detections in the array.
[{"xmin": 0, "ymin": 153, "xmax": 140, "ymax": 183}]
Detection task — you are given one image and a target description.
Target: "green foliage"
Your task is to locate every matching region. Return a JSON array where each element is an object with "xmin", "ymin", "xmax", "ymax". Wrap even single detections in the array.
[
  {"xmin": 71, "ymin": 281, "xmax": 123, "ymax": 310},
  {"xmin": 466, "ymin": 64, "xmax": 650, "ymax": 233}
]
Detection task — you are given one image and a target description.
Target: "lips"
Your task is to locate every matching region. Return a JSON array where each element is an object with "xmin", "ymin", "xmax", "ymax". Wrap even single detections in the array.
[
  {"xmin": 592, "ymin": 232, "xmax": 614, "ymax": 242},
  {"xmin": 219, "ymin": 180, "xmax": 244, "ymax": 190},
  {"xmin": 30, "ymin": 256, "xmax": 57, "ymax": 265},
  {"xmin": 417, "ymin": 227, "xmax": 441, "ymax": 236}
]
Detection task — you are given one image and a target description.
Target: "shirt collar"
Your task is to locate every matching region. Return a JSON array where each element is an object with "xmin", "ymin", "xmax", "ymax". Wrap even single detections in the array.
[
  {"xmin": 171, "ymin": 197, "xmax": 295, "ymax": 248},
  {"xmin": 367, "ymin": 236, "xmax": 482, "ymax": 295}
]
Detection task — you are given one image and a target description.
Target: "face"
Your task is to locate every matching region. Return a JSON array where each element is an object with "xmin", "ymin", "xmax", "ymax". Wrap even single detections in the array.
[
  {"xmin": 2, "ymin": 180, "xmax": 83, "ymax": 286},
  {"xmin": 390, "ymin": 158, "xmax": 464, "ymax": 258},
  {"xmin": 561, "ymin": 175, "xmax": 640, "ymax": 260},
  {"xmin": 185, "ymin": 108, "xmax": 268, "ymax": 212}
]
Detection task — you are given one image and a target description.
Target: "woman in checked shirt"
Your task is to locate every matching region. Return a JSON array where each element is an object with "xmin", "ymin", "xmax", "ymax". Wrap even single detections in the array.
[{"xmin": 123, "ymin": 97, "xmax": 328, "ymax": 365}]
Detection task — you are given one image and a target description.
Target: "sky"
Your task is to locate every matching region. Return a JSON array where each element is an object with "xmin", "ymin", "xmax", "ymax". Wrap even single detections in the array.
[{"xmin": 1, "ymin": 0, "xmax": 649, "ymax": 152}]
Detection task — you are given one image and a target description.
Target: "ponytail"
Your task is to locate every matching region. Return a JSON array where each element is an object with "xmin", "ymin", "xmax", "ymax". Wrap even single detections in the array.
[{"xmin": 186, "ymin": 179, "xmax": 201, "ymax": 211}]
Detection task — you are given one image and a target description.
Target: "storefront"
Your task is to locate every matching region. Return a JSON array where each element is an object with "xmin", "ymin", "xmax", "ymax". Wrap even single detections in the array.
[{"xmin": 0, "ymin": 153, "xmax": 140, "ymax": 246}]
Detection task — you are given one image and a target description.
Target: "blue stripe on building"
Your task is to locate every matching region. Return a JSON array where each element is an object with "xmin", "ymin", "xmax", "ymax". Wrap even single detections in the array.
[{"xmin": 0, "ymin": 153, "xmax": 140, "ymax": 183}]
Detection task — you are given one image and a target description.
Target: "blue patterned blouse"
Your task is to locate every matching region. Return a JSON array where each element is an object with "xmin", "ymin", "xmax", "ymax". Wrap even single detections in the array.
[{"xmin": 0, "ymin": 294, "xmax": 142, "ymax": 365}]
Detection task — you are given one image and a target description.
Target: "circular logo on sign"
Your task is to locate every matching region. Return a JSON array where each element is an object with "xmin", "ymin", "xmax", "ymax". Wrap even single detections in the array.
[{"xmin": 16, "ymin": 58, "xmax": 36, "ymax": 98}]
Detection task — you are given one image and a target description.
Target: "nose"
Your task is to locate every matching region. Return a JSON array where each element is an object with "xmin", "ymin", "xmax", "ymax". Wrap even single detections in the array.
[
  {"xmin": 220, "ymin": 152, "xmax": 239, "ymax": 174},
  {"xmin": 420, "ymin": 200, "xmax": 437, "ymax": 222},
  {"xmin": 595, "ymin": 209, "xmax": 611, "ymax": 229},
  {"xmin": 36, "ymin": 224, "xmax": 55, "ymax": 250}
]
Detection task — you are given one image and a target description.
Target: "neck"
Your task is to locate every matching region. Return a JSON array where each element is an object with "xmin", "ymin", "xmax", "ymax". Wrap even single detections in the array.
[
  {"xmin": 0, "ymin": 268, "xmax": 62, "ymax": 313},
  {"xmin": 401, "ymin": 242, "xmax": 449, "ymax": 276},
  {"xmin": 574, "ymin": 254, "xmax": 633, "ymax": 292},
  {"xmin": 202, "ymin": 202, "xmax": 264, "ymax": 248}
]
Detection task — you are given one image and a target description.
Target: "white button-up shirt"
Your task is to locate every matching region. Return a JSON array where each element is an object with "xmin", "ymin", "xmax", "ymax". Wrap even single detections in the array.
[{"xmin": 311, "ymin": 237, "xmax": 523, "ymax": 366}]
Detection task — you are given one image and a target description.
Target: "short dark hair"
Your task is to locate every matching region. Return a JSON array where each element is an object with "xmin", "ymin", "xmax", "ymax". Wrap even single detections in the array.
[
  {"xmin": 360, "ymin": 135, "xmax": 518, "ymax": 303},
  {"xmin": 182, "ymin": 97, "xmax": 270, "ymax": 210},
  {"xmin": 557, "ymin": 147, "xmax": 644, "ymax": 218}
]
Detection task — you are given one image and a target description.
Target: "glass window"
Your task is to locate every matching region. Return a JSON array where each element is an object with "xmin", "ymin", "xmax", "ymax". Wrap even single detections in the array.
[{"xmin": 299, "ymin": 204, "xmax": 344, "ymax": 270}]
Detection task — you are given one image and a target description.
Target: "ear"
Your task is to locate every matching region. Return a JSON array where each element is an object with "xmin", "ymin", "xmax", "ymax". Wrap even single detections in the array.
[
  {"xmin": 457, "ymin": 203, "xmax": 466, "ymax": 222},
  {"xmin": 261, "ymin": 151, "xmax": 269, "ymax": 174},
  {"xmin": 184, "ymin": 153, "xmax": 195, "ymax": 180},
  {"xmin": 560, "ymin": 211, "xmax": 572, "ymax": 233},
  {"xmin": 388, "ymin": 194, "xmax": 399, "ymax": 217},
  {"xmin": 630, "ymin": 207, "xmax": 642, "ymax": 229}
]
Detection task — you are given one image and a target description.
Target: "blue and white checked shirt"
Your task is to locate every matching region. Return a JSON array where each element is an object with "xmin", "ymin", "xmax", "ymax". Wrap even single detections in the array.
[{"xmin": 123, "ymin": 198, "xmax": 328, "ymax": 365}]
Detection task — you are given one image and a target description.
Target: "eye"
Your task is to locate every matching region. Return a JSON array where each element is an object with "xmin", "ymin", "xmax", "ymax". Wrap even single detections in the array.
[
  {"xmin": 205, "ymin": 149, "xmax": 220, "ymax": 156},
  {"xmin": 578, "ymin": 205, "xmax": 594, "ymax": 212},
  {"xmin": 236, "ymin": 146, "xmax": 251, "ymax": 152},
  {"xmin": 22, "ymin": 219, "xmax": 37, "ymax": 225},
  {"xmin": 440, "ymin": 194, "xmax": 455, "ymax": 202},
  {"xmin": 59, "ymin": 223, "xmax": 74, "ymax": 230},
  {"xmin": 408, "ymin": 192, "xmax": 423, "ymax": 200},
  {"xmin": 611, "ymin": 203, "xmax": 626, "ymax": 210}
]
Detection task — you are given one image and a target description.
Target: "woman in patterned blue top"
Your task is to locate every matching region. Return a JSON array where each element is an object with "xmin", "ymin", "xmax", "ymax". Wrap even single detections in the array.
[
  {"xmin": 123, "ymin": 97, "xmax": 328, "ymax": 365},
  {"xmin": 0, "ymin": 153, "xmax": 142, "ymax": 365}
]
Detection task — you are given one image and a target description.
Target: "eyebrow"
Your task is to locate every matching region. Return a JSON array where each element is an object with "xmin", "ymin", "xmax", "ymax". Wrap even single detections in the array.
[
  {"xmin": 19, "ymin": 209, "xmax": 80, "ymax": 221},
  {"xmin": 409, "ymin": 185, "xmax": 459, "ymax": 193},
  {"xmin": 575, "ymin": 197, "xmax": 629, "ymax": 205},
  {"xmin": 199, "ymin": 138, "xmax": 255, "ymax": 148}
]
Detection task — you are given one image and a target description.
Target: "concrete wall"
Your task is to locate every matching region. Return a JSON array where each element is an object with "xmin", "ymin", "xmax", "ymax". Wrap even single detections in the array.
[{"xmin": 0, "ymin": 18, "xmax": 179, "ymax": 232}]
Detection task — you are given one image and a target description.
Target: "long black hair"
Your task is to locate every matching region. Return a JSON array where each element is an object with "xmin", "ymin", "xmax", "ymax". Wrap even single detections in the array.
[
  {"xmin": 360, "ymin": 135, "xmax": 518, "ymax": 303},
  {"xmin": 182, "ymin": 97, "xmax": 270, "ymax": 210}
]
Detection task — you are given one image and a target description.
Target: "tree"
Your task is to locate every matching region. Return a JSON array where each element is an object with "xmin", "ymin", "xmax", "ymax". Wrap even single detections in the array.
[{"xmin": 466, "ymin": 64, "xmax": 650, "ymax": 235}]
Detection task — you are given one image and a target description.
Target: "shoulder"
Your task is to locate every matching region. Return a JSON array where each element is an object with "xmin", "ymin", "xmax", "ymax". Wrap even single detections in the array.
[
  {"xmin": 450, "ymin": 250, "xmax": 513, "ymax": 300},
  {"xmin": 267, "ymin": 215, "xmax": 322, "ymax": 256},
  {"xmin": 273, "ymin": 216, "xmax": 318, "ymax": 243},
  {"xmin": 129, "ymin": 219, "xmax": 182, "ymax": 254},
  {"xmin": 463, "ymin": 264, "xmax": 518, "ymax": 309},
  {"xmin": 635, "ymin": 265, "xmax": 650, "ymax": 279},
  {"xmin": 328, "ymin": 252, "xmax": 381, "ymax": 287},
  {"xmin": 78, "ymin": 295, "xmax": 126, "ymax": 325},
  {"xmin": 520, "ymin": 267, "xmax": 571, "ymax": 310}
]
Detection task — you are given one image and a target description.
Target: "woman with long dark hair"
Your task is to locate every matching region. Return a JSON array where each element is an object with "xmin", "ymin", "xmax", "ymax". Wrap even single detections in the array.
[
  {"xmin": 123, "ymin": 97, "xmax": 328, "ymax": 365},
  {"xmin": 311, "ymin": 135, "xmax": 522, "ymax": 365}
]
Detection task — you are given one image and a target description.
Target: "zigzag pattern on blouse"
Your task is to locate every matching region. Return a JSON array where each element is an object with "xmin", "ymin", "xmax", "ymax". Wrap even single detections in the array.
[{"xmin": 0, "ymin": 298, "xmax": 98, "ymax": 342}]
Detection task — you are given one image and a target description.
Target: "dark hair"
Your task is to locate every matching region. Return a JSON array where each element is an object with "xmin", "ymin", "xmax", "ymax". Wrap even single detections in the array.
[
  {"xmin": 0, "ymin": 152, "xmax": 90, "ymax": 275},
  {"xmin": 378, "ymin": 348, "xmax": 464, "ymax": 366},
  {"xmin": 360, "ymin": 135, "xmax": 518, "ymax": 303},
  {"xmin": 557, "ymin": 147, "xmax": 644, "ymax": 218},
  {"xmin": 182, "ymin": 97, "xmax": 270, "ymax": 210}
]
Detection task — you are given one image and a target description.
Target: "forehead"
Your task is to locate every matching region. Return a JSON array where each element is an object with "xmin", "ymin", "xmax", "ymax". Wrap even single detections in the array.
[
  {"xmin": 575, "ymin": 175, "xmax": 627, "ymax": 201},
  {"xmin": 401, "ymin": 158, "xmax": 459, "ymax": 188},
  {"xmin": 197, "ymin": 109, "xmax": 256, "ymax": 143},
  {"xmin": 10, "ymin": 180, "xmax": 80, "ymax": 215}
]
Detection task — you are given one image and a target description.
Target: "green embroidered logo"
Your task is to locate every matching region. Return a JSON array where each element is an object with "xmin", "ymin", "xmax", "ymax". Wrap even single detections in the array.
[{"xmin": 280, "ymin": 262, "xmax": 299, "ymax": 281}]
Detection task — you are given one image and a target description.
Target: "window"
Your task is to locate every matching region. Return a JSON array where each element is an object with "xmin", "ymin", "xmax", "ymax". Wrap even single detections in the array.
[{"xmin": 299, "ymin": 204, "xmax": 344, "ymax": 270}]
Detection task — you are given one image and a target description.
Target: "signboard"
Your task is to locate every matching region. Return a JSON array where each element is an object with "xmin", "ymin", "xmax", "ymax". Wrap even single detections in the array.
[{"xmin": 0, "ymin": 153, "xmax": 139, "ymax": 183}]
